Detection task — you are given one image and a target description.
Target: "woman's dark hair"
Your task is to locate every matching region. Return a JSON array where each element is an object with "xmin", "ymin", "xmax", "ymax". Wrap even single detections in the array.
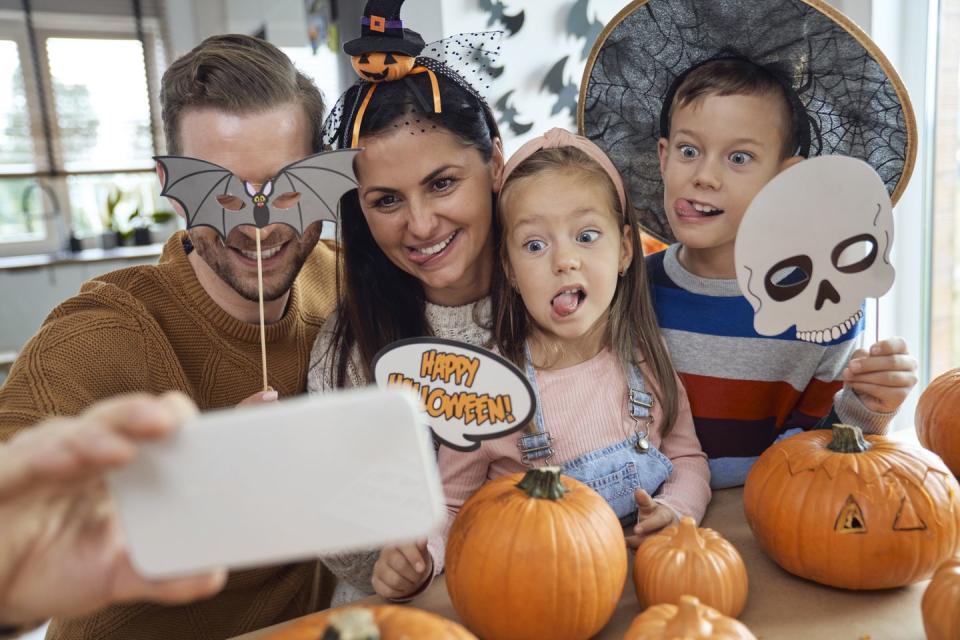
[{"xmin": 326, "ymin": 70, "xmax": 501, "ymax": 386}]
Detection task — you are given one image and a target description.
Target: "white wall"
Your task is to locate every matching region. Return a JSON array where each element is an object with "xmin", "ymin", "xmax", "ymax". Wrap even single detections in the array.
[{"xmin": 437, "ymin": 0, "xmax": 628, "ymax": 155}]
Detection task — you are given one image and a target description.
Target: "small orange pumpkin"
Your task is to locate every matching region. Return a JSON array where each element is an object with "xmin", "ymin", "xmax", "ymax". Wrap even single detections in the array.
[
  {"xmin": 445, "ymin": 466, "xmax": 627, "ymax": 640},
  {"xmin": 351, "ymin": 51, "xmax": 416, "ymax": 83},
  {"xmin": 915, "ymin": 368, "xmax": 960, "ymax": 476},
  {"xmin": 624, "ymin": 595, "xmax": 757, "ymax": 640},
  {"xmin": 265, "ymin": 605, "xmax": 476, "ymax": 639},
  {"xmin": 633, "ymin": 516, "xmax": 748, "ymax": 617},
  {"xmin": 744, "ymin": 424, "xmax": 960, "ymax": 589},
  {"xmin": 922, "ymin": 556, "xmax": 960, "ymax": 640}
]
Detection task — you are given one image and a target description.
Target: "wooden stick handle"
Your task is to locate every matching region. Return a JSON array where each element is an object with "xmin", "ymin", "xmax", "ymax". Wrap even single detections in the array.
[{"xmin": 256, "ymin": 228, "xmax": 268, "ymax": 392}]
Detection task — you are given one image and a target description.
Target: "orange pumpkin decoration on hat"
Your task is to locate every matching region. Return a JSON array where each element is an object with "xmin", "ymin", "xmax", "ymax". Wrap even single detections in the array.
[{"xmin": 351, "ymin": 51, "xmax": 416, "ymax": 83}]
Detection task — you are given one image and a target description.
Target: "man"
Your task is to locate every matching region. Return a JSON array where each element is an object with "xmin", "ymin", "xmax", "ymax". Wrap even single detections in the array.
[
  {"xmin": 0, "ymin": 34, "xmax": 339, "ymax": 639},
  {"xmin": 0, "ymin": 394, "xmax": 226, "ymax": 638}
]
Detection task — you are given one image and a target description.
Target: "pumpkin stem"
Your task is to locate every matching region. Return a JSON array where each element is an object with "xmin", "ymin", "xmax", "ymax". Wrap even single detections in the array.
[
  {"xmin": 321, "ymin": 608, "xmax": 380, "ymax": 640},
  {"xmin": 827, "ymin": 423, "xmax": 872, "ymax": 454},
  {"xmin": 516, "ymin": 466, "xmax": 567, "ymax": 500},
  {"xmin": 664, "ymin": 595, "xmax": 713, "ymax": 637},
  {"xmin": 675, "ymin": 516, "xmax": 705, "ymax": 549}
]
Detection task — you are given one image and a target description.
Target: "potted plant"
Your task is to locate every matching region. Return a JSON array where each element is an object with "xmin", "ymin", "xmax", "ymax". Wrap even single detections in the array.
[
  {"xmin": 101, "ymin": 187, "xmax": 125, "ymax": 249},
  {"xmin": 127, "ymin": 206, "xmax": 177, "ymax": 245},
  {"xmin": 127, "ymin": 206, "xmax": 152, "ymax": 245},
  {"xmin": 150, "ymin": 209, "xmax": 178, "ymax": 242}
]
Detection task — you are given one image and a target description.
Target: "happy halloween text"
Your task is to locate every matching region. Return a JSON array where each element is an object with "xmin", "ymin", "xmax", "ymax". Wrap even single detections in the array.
[{"xmin": 386, "ymin": 350, "xmax": 515, "ymax": 426}]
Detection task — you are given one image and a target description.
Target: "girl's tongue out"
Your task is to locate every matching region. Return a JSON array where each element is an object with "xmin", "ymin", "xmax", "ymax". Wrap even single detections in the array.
[{"xmin": 552, "ymin": 289, "xmax": 583, "ymax": 317}]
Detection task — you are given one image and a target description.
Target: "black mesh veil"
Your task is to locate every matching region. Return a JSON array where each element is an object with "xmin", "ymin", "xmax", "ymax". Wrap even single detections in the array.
[
  {"xmin": 323, "ymin": 31, "xmax": 502, "ymax": 149},
  {"xmin": 578, "ymin": 0, "xmax": 917, "ymax": 244}
]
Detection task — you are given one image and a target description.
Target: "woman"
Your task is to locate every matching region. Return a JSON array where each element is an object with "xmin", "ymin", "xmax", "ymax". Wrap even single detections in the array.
[
  {"xmin": 308, "ymin": 67, "xmax": 504, "ymax": 391},
  {"xmin": 306, "ymin": 21, "xmax": 505, "ymax": 603}
]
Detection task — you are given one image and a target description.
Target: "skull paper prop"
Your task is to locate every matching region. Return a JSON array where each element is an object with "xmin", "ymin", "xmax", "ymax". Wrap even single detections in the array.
[{"xmin": 735, "ymin": 156, "xmax": 895, "ymax": 343}]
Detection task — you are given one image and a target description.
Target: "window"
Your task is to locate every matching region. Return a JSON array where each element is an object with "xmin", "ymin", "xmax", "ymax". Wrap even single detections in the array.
[
  {"xmin": 930, "ymin": 0, "xmax": 960, "ymax": 376},
  {"xmin": 0, "ymin": 8, "xmax": 167, "ymax": 256}
]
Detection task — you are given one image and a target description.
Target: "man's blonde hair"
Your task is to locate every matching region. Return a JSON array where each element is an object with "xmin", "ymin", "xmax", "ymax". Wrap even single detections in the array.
[{"xmin": 161, "ymin": 34, "xmax": 325, "ymax": 154}]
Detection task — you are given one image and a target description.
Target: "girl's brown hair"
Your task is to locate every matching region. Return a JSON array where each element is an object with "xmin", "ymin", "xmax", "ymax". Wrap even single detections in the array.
[{"xmin": 494, "ymin": 146, "xmax": 680, "ymax": 435}]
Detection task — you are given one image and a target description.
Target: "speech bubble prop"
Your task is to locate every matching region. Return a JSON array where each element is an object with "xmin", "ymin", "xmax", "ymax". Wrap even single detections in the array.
[
  {"xmin": 735, "ymin": 155, "xmax": 895, "ymax": 343},
  {"xmin": 372, "ymin": 338, "xmax": 536, "ymax": 451}
]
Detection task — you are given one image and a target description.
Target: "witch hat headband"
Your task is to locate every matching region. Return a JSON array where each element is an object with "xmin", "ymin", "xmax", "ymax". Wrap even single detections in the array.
[
  {"xmin": 344, "ymin": 0, "xmax": 425, "ymax": 57},
  {"xmin": 578, "ymin": 0, "xmax": 917, "ymax": 244},
  {"xmin": 341, "ymin": 0, "xmax": 441, "ymax": 148},
  {"xmin": 324, "ymin": 0, "xmax": 501, "ymax": 150}
]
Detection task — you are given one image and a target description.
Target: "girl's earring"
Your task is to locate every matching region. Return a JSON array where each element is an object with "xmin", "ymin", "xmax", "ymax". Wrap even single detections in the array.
[{"xmin": 618, "ymin": 267, "xmax": 626, "ymax": 277}]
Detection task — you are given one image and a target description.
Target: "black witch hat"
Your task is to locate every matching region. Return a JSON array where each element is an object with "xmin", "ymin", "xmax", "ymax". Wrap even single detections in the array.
[
  {"xmin": 578, "ymin": 0, "xmax": 917, "ymax": 244},
  {"xmin": 343, "ymin": 0, "xmax": 425, "ymax": 57}
]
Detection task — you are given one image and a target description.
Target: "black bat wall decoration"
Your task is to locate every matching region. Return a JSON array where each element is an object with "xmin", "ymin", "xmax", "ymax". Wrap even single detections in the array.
[
  {"xmin": 494, "ymin": 89, "xmax": 533, "ymax": 136},
  {"xmin": 541, "ymin": 56, "xmax": 578, "ymax": 123},
  {"xmin": 155, "ymin": 149, "xmax": 360, "ymax": 239},
  {"xmin": 478, "ymin": 0, "xmax": 524, "ymax": 37},
  {"xmin": 567, "ymin": 0, "xmax": 604, "ymax": 61}
]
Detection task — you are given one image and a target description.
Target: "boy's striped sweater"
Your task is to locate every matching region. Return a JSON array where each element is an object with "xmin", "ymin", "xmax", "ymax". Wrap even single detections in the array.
[{"xmin": 647, "ymin": 244, "xmax": 893, "ymax": 487}]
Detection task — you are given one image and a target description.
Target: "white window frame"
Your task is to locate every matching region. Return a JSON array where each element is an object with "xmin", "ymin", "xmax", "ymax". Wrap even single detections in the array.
[
  {"xmin": 0, "ymin": 9, "xmax": 165, "ymax": 257},
  {"xmin": 853, "ymin": 0, "xmax": 938, "ymax": 425}
]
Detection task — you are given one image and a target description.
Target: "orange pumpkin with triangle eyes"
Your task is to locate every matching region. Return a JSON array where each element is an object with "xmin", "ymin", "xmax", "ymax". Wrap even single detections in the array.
[
  {"xmin": 351, "ymin": 51, "xmax": 416, "ymax": 83},
  {"xmin": 744, "ymin": 424, "xmax": 960, "ymax": 590}
]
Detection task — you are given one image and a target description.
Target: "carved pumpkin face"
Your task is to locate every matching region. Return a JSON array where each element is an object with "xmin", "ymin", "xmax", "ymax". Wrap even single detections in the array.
[
  {"xmin": 351, "ymin": 51, "xmax": 415, "ymax": 82},
  {"xmin": 744, "ymin": 424, "xmax": 960, "ymax": 590}
]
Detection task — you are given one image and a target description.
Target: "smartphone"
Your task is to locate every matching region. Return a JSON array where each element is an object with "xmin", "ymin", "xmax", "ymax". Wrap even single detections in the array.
[{"xmin": 107, "ymin": 388, "xmax": 443, "ymax": 578}]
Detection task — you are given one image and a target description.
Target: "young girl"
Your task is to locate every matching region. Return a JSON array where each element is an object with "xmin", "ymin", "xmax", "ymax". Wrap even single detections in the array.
[{"xmin": 371, "ymin": 128, "xmax": 710, "ymax": 601}]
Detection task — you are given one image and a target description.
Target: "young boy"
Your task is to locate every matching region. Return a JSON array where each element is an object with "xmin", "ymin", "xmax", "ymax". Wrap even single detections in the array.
[{"xmin": 645, "ymin": 58, "xmax": 918, "ymax": 488}]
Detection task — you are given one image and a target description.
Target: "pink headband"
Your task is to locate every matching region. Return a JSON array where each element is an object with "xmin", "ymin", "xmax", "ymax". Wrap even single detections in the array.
[{"xmin": 498, "ymin": 127, "xmax": 628, "ymax": 213}]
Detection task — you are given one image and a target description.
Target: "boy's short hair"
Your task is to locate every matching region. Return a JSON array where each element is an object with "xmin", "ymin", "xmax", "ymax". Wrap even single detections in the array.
[
  {"xmin": 665, "ymin": 58, "xmax": 800, "ymax": 159},
  {"xmin": 160, "ymin": 34, "xmax": 326, "ymax": 154}
]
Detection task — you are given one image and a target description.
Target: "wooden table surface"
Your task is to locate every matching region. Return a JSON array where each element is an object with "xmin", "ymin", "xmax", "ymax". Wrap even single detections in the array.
[{"xmin": 233, "ymin": 486, "xmax": 928, "ymax": 639}]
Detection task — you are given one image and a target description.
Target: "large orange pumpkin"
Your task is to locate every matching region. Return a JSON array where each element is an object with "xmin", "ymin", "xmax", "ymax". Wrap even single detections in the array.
[
  {"xmin": 915, "ymin": 368, "xmax": 960, "ymax": 476},
  {"xmin": 265, "ymin": 605, "xmax": 476, "ymax": 639},
  {"xmin": 623, "ymin": 595, "xmax": 757, "ymax": 640},
  {"xmin": 744, "ymin": 424, "xmax": 960, "ymax": 589},
  {"xmin": 922, "ymin": 556, "xmax": 960, "ymax": 640},
  {"xmin": 445, "ymin": 466, "xmax": 627, "ymax": 640},
  {"xmin": 633, "ymin": 516, "xmax": 748, "ymax": 617}
]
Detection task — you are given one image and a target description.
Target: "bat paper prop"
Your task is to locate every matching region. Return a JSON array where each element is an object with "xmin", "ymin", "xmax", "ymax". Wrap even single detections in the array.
[
  {"xmin": 372, "ymin": 338, "xmax": 535, "ymax": 451},
  {"xmin": 156, "ymin": 149, "xmax": 360, "ymax": 390},
  {"xmin": 154, "ymin": 149, "xmax": 360, "ymax": 239},
  {"xmin": 541, "ymin": 56, "xmax": 578, "ymax": 121},
  {"xmin": 494, "ymin": 90, "xmax": 533, "ymax": 136},
  {"xmin": 735, "ymin": 155, "xmax": 895, "ymax": 344},
  {"xmin": 478, "ymin": 0, "xmax": 524, "ymax": 37},
  {"xmin": 567, "ymin": 0, "xmax": 604, "ymax": 61}
]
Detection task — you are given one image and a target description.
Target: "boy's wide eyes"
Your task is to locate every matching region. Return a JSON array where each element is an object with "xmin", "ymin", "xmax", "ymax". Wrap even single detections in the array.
[
  {"xmin": 729, "ymin": 152, "xmax": 752, "ymax": 165},
  {"xmin": 679, "ymin": 144, "xmax": 699, "ymax": 159},
  {"xmin": 577, "ymin": 230, "xmax": 600, "ymax": 243}
]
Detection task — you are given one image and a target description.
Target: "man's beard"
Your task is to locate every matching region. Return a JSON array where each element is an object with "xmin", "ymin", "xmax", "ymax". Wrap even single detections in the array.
[{"xmin": 190, "ymin": 225, "xmax": 319, "ymax": 302}]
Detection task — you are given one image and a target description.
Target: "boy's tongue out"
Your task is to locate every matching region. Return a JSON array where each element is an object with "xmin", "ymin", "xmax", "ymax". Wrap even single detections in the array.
[
  {"xmin": 676, "ymin": 198, "xmax": 724, "ymax": 217},
  {"xmin": 552, "ymin": 290, "xmax": 582, "ymax": 317}
]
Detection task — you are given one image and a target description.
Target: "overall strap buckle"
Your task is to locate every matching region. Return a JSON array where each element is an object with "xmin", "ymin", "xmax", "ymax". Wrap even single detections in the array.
[{"xmin": 517, "ymin": 431, "xmax": 555, "ymax": 467}]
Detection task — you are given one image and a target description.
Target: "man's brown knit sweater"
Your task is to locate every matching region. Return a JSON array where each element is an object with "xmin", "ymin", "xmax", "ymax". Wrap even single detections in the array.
[{"xmin": 0, "ymin": 231, "xmax": 340, "ymax": 640}]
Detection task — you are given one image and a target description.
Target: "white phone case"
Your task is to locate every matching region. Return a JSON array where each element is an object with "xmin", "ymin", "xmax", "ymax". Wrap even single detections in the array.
[{"xmin": 107, "ymin": 388, "xmax": 443, "ymax": 578}]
